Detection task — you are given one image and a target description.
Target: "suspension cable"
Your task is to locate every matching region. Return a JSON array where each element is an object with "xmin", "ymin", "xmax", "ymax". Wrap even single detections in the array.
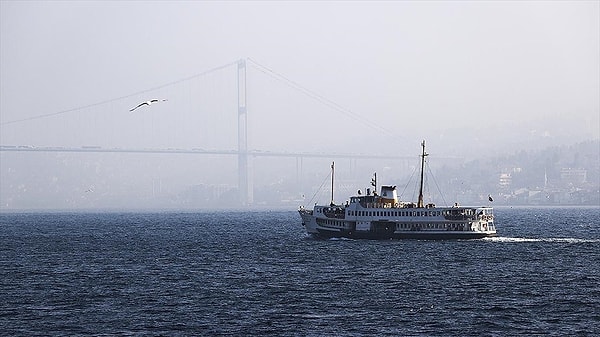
[
  {"xmin": 1, "ymin": 60, "xmax": 239, "ymax": 126},
  {"xmin": 247, "ymin": 58, "xmax": 405, "ymax": 142}
]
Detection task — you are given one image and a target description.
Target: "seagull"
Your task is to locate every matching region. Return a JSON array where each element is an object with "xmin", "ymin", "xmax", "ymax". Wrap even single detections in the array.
[{"xmin": 129, "ymin": 99, "xmax": 167, "ymax": 112}]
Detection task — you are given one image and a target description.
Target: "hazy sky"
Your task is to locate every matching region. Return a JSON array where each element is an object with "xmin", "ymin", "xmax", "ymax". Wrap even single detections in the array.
[{"xmin": 1, "ymin": 1, "xmax": 599, "ymax": 153}]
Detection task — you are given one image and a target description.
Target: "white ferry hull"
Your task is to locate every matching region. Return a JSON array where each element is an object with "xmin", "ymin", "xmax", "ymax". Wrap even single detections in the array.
[
  {"xmin": 299, "ymin": 207, "xmax": 497, "ymax": 241},
  {"xmin": 313, "ymin": 227, "xmax": 495, "ymax": 240},
  {"xmin": 299, "ymin": 141, "xmax": 498, "ymax": 240}
]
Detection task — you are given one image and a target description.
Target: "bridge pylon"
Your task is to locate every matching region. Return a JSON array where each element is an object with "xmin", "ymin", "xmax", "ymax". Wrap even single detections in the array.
[{"xmin": 238, "ymin": 59, "xmax": 252, "ymax": 206}]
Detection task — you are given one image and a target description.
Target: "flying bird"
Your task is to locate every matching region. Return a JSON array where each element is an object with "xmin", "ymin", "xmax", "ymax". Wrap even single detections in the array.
[
  {"xmin": 129, "ymin": 99, "xmax": 167, "ymax": 112},
  {"xmin": 488, "ymin": 195, "xmax": 494, "ymax": 202}
]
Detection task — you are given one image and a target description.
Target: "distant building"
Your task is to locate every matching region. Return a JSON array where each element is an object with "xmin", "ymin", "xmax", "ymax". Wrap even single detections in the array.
[
  {"xmin": 499, "ymin": 173, "xmax": 512, "ymax": 188},
  {"xmin": 560, "ymin": 168, "xmax": 587, "ymax": 186}
]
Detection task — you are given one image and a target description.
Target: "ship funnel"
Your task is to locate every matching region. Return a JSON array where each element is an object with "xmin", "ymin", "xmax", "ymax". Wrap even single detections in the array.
[{"xmin": 380, "ymin": 185, "xmax": 398, "ymax": 204}]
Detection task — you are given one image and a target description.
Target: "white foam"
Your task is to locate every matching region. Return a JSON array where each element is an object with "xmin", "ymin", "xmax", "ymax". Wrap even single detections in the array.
[
  {"xmin": 328, "ymin": 237, "xmax": 354, "ymax": 241},
  {"xmin": 483, "ymin": 237, "xmax": 600, "ymax": 243}
]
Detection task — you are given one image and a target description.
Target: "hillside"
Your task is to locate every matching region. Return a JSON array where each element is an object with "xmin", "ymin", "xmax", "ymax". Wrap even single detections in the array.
[{"xmin": 428, "ymin": 140, "xmax": 599, "ymax": 205}]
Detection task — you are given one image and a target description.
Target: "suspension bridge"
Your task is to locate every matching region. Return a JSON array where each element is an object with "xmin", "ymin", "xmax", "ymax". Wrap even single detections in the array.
[{"xmin": 0, "ymin": 59, "xmax": 458, "ymax": 207}]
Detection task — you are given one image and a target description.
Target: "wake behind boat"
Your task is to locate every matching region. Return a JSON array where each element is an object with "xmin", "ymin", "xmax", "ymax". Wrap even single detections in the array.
[{"xmin": 298, "ymin": 141, "xmax": 497, "ymax": 240}]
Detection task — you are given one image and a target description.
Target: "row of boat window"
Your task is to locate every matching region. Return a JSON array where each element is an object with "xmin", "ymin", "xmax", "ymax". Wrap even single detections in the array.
[
  {"xmin": 348, "ymin": 210, "xmax": 444, "ymax": 217},
  {"xmin": 397, "ymin": 223, "xmax": 466, "ymax": 230},
  {"xmin": 318, "ymin": 219, "xmax": 345, "ymax": 227},
  {"xmin": 317, "ymin": 219, "xmax": 469, "ymax": 230}
]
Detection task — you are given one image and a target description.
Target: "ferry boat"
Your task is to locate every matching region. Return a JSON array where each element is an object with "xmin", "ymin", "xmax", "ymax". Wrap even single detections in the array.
[{"xmin": 298, "ymin": 141, "xmax": 496, "ymax": 240}]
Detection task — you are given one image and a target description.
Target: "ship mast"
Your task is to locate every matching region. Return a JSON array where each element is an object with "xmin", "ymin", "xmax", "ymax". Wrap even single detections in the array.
[
  {"xmin": 330, "ymin": 161, "xmax": 335, "ymax": 206},
  {"xmin": 371, "ymin": 172, "xmax": 377, "ymax": 193},
  {"xmin": 417, "ymin": 140, "xmax": 428, "ymax": 208}
]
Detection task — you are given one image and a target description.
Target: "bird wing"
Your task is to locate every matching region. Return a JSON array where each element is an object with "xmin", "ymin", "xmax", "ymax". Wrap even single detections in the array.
[
  {"xmin": 129, "ymin": 103, "xmax": 142, "ymax": 112},
  {"xmin": 129, "ymin": 101, "xmax": 150, "ymax": 112},
  {"xmin": 129, "ymin": 99, "xmax": 167, "ymax": 112}
]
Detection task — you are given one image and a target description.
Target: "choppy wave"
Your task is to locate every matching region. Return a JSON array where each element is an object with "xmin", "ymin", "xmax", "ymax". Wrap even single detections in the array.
[
  {"xmin": 1, "ymin": 209, "xmax": 600, "ymax": 336},
  {"xmin": 483, "ymin": 236, "xmax": 600, "ymax": 243}
]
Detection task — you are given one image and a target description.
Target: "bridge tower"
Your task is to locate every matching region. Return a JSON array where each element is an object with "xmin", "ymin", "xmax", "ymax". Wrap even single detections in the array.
[{"xmin": 238, "ymin": 59, "xmax": 252, "ymax": 206}]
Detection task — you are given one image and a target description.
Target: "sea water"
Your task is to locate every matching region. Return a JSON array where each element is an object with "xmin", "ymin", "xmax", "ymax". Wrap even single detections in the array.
[{"xmin": 1, "ymin": 207, "xmax": 599, "ymax": 336}]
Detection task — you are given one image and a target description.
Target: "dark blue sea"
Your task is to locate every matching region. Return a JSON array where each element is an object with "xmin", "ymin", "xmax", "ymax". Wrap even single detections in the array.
[{"xmin": 1, "ymin": 207, "xmax": 599, "ymax": 336}]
